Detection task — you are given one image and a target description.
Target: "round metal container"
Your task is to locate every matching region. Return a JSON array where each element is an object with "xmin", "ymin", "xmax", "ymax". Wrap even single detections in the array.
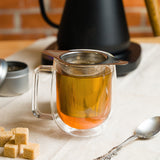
[{"xmin": 0, "ymin": 60, "xmax": 29, "ymax": 96}]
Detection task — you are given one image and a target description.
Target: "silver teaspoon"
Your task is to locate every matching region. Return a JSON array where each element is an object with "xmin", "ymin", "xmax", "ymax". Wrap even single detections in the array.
[{"xmin": 94, "ymin": 116, "xmax": 160, "ymax": 160}]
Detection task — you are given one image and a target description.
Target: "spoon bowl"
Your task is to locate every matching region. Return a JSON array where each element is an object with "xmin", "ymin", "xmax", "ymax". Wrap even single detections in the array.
[{"xmin": 135, "ymin": 116, "xmax": 160, "ymax": 139}]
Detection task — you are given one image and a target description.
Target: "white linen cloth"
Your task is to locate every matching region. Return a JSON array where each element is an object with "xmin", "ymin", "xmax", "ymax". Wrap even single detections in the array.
[{"xmin": 0, "ymin": 36, "xmax": 160, "ymax": 160}]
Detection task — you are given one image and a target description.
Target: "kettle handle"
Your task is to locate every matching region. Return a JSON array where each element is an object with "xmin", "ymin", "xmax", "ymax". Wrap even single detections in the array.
[{"xmin": 39, "ymin": 0, "xmax": 59, "ymax": 28}]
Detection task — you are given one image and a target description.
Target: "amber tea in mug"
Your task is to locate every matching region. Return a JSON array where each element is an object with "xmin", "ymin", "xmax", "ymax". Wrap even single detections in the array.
[
  {"xmin": 56, "ymin": 67, "xmax": 112, "ymax": 129},
  {"xmin": 32, "ymin": 49, "xmax": 120, "ymax": 137}
]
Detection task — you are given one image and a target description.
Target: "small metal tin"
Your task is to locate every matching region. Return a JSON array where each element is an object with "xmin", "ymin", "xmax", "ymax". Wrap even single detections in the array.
[{"xmin": 0, "ymin": 60, "xmax": 29, "ymax": 96}]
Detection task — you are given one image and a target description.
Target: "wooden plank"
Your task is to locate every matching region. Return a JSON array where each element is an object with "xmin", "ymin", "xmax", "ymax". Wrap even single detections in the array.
[{"xmin": 0, "ymin": 40, "xmax": 34, "ymax": 58}]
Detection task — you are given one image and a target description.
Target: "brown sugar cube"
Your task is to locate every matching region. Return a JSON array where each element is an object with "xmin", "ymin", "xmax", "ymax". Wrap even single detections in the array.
[
  {"xmin": 4, "ymin": 138, "xmax": 18, "ymax": 158},
  {"xmin": 23, "ymin": 143, "xmax": 40, "ymax": 160},
  {"xmin": 0, "ymin": 127, "xmax": 4, "ymax": 132},
  {"xmin": 0, "ymin": 131, "xmax": 13, "ymax": 147},
  {"xmin": 15, "ymin": 128, "xmax": 29, "ymax": 144}
]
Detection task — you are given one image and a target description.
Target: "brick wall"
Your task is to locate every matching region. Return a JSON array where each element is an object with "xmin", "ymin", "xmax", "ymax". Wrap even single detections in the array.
[{"xmin": 0, "ymin": 0, "xmax": 153, "ymax": 40}]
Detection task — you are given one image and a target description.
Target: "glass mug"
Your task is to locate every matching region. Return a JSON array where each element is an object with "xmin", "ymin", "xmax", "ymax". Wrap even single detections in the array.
[{"xmin": 32, "ymin": 49, "xmax": 125, "ymax": 137}]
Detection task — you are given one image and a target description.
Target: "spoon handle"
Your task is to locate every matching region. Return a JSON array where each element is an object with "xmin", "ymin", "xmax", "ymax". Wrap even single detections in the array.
[{"xmin": 94, "ymin": 135, "xmax": 137, "ymax": 160}]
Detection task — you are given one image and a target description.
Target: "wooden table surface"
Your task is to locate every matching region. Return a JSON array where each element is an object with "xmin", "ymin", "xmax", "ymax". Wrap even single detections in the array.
[{"xmin": 0, "ymin": 37, "xmax": 160, "ymax": 58}]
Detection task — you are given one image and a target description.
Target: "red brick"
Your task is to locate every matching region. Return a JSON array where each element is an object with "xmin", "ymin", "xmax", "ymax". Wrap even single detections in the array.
[
  {"xmin": 123, "ymin": 0, "xmax": 145, "ymax": 7},
  {"xmin": 0, "ymin": 0, "xmax": 39, "ymax": 9},
  {"xmin": 126, "ymin": 12, "xmax": 141, "ymax": 26},
  {"xmin": 145, "ymin": 13, "xmax": 151, "ymax": 26},
  {"xmin": 21, "ymin": 13, "xmax": 62, "ymax": 28},
  {"xmin": 0, "ymin": 33, "xmax": 46, "ymax": 40},
  {"xmin": 50, "ymin": 0, "xmax": 65, "ymax": 8},
  {"xmin": 0, "ymin": 14, "xmax": 14, "ymax": 29}
]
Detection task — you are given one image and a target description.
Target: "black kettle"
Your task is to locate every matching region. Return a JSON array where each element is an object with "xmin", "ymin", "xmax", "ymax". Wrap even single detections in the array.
[{"xmin": 39, "ymin": 0, "xmax": 130, "ymax": 54}]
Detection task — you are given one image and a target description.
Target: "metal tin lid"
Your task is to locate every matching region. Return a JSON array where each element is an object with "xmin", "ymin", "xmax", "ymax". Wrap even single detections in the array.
[{"xmin": 0, "ymin": 59, "xmax": 8, "ymax": 87}]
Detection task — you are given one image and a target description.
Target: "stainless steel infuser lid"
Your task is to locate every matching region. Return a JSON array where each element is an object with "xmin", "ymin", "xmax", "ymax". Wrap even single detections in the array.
[
  {"xmin": 0, "ymin": 59, "xmax": 8, "ymax": 87},
  {"xmin": 43, "ymin": 49, "xmax": 128, "ymax": 66}
]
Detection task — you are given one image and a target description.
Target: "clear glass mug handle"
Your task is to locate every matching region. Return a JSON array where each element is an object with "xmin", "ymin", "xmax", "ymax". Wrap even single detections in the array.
[{"xmin": 32, "ymin": 65, "xmax": 55, "ymax": 120}]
